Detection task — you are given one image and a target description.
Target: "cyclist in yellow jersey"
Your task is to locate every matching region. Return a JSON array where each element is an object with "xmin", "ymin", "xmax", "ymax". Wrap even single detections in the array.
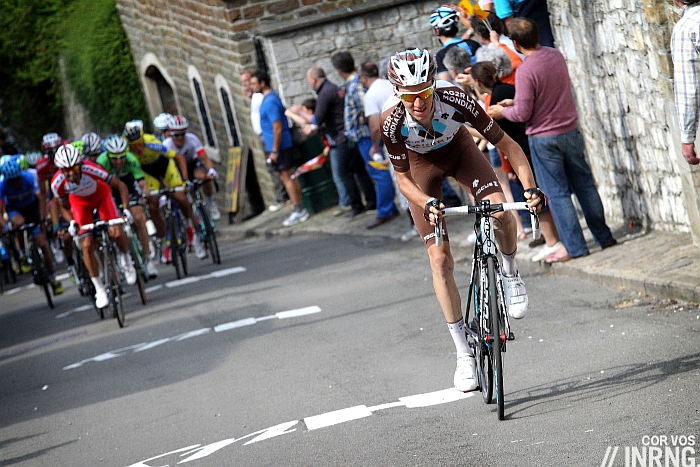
[{"xmin": 123, "ymin": 121, "xmax": 196, "ymax": 264}]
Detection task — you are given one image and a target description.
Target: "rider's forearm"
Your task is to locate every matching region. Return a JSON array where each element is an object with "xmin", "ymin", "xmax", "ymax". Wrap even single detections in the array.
[
  {"xmin": 396, "ymin": 171, "xmax": 433, "ymax": 207},
  {"xmin": 494, "ymin": 135, "xmax": 536, "ymax": 189},
  {"xmin": 176, "ymin": 154, "xmax": 189, "ymax": 180}
]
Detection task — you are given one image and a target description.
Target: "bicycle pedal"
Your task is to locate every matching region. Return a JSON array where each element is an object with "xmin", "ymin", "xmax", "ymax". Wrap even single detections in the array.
[{"xmin": 508, "ymin": 332, "xmax": 515, "ymax": 341}]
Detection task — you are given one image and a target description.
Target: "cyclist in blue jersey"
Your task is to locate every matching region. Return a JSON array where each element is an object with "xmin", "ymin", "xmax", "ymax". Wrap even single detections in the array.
[{"xmin": 0, "ymin": 159, "xmax": 63, "ymax": 294}]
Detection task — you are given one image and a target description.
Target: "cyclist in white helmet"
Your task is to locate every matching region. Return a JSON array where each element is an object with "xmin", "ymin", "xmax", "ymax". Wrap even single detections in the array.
[
  {"xmin": 381, "ymin": 48, "xmax": 543, "ymax": 393},
  {"xmin": 51, "ymin": 144, "xmax": 137, "ymax": 308},
  {"xmin": 81, "ymin": 132, "xmax": 103, "ymax": 162},
  {"xmin": 153, "ymin": 113, "xmax": 172, "ymax": 141},
  {"xmin": 163, "ymin": 115, "xmax": 221, "ymax": 226}
]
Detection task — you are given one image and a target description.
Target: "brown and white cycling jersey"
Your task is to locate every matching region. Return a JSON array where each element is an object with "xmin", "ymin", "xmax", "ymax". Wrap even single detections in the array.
[{"xmin": 380, "ymin": 80, "xmax": 503, "ymax": 173}]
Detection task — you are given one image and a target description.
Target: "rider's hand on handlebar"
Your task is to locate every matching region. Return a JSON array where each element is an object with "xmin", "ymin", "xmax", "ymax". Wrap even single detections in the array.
[
  {"xmin": 423, "ymin": 197, "xmax": 444, "ymax": 226},
  {"xmin": 123, "ymin": 208, "xmax": 134, "ymax": 225},
  {"xmin": 68, "ymin": 220, "xmax": 78, "ymax": 237},
  {"xmin": 523, "ymin": 188, "xmax": 546, "ymax": 211},
  {"xmin": 207, "ymin": 168, "xmax": 219, "ymax": 179},
  {"xmin": 184, "ymin": 180, "xmax": 194, "ymax": 191}
]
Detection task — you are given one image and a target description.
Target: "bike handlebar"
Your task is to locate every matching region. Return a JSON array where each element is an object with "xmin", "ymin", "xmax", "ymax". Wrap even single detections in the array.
[
  {"xmin": 150, "ymin": 186, "xmax": 186, "ymax": 196},
  {"xmin": 80, "ymin": 218, "xmax": 125, "ymax": 231},
  {"xmin": 434, "ymin": 202, "xmax": 541, "ymax": 247}
]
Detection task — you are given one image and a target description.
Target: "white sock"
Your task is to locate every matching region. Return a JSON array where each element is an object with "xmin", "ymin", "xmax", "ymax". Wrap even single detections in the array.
[
  {"xmin": 447, "ymin": 318, "xmax": 473, "ymax": 357},
  {"xmin": 501, "ymin": 249, "xmax": 518, "ymax": 276},
  {"xmin": 91, "ymin": 277, "xmax": 105, "ymax": 293}
]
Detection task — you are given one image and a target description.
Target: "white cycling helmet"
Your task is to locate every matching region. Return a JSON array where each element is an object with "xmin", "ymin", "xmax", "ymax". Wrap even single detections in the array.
[
  {"xmin": 153, "ymin": 113, "xmax": 172, "ymax": 131},
  {"xmin": 429, "ymin": 6, "xmax": 459, "ymax": 31},
  {"xmin": 41, "ymin": 132, "xmax": 63, "ymax": 151},
  {"xmin": 81, "ymin": 132, "xmax": 103, "ymax": 155},
  {"xmin": 103, "ymin": 134, "xmax": 128, "ymax": 155},
  {"xmin": 167, "ymin": 115, "xmax": 189, "ymax": 132},
  {"xmin": 123, "ymin": 120, "xmax": 144, "ymax": 143},
  {"xmin": 54, "ymin": 144, "xmax": 83, "ymax": 169},
  {"xmin": 24, "ymin": 150, "xmax": 43, "ymax": 167},
  {"xmin": 387, "ymin": 48, "xmax": 436, "ymax": 87}
]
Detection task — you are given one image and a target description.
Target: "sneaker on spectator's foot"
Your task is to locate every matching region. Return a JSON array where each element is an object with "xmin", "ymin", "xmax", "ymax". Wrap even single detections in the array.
[
  {"xmin": 503, "ymin": 271, "xmax": 528, "ymax": 319},
  {"xmin": 186, "ymin": 225, "xmax": 195, "ymax": 247},
  {"xmin": 268, "ymin": 201, "xmax": 285, "ymax": 213},
  {"xmin": 67, "ymin": 265, "xmax": 79, "ymax": 284},
  {"xmin": 146, "ymin": 260, "xmax": 158, "ymax": 279},
  {"xmin": 401, "ymin": 226, "xmax": 419, "ymax": 242},
  {"xmin": 454, "ymin": 355, "xmax": 478, "ymax": 392},
  {"xmin": 51, "ymin": 280, "xmax": 64, "ymax": 295},
  {"xmin": 194, "ymin": 236, "xmax": 207, "ymax": 259},
  {"xmin": 95, "ymin": 289, "xmax": 108, "ymax": 309},
  {"xmin": 208, "ymin": 198, "xmax": 221, "ymax": 220},
  {"xmin": 283, "ymin": 209, "xmax": 310, "ymax": 227},
  {"xmin": 161, "ymin": 246, "xmax": 171, "ymax": 264}
]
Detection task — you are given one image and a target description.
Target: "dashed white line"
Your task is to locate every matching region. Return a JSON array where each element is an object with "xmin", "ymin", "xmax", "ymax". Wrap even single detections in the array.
[{"xmin": 63, "ymin": 305, "xmax": 322, "ymax": 370}]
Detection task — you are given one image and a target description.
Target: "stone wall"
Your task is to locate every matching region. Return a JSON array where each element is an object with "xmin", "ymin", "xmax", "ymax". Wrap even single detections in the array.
[
  {"xmin": 115, "ymin": 0, "xmax": 700, "ymax": 238},
  {"xmin": 114, "ymin": 0, "xmax": 437, "ymax": 209},
  {"xmin": 547, "ymin": 0, "xmax": 700, "ymax": 235}
]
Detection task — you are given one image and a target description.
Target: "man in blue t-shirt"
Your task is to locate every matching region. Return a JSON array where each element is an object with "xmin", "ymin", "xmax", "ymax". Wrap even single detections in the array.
[
  {"xmin": 250, "ymin": 70, "xmax": 310, "ymax": 227},
  {"xmin": 0, "ymin": 158, "xmax": 63, "ymax": 294}
]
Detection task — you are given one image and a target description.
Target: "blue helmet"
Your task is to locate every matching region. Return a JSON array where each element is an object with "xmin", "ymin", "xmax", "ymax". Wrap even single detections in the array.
[
  {"xmin": 1, "ymin": 158, "xmax": 22, "ymax": 179},
  {"xmin": 429, "ymin": 6, "xmax": 459, "ymax": 34}
]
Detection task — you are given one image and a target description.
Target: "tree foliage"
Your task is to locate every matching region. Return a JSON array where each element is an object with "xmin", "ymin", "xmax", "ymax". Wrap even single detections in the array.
[
  {"xmin": 0, "ymin": 0, "xmax": 67, "ymax": 147},
  {"xmin": 0, "ymin": 0, "xmax": 148, "ymax": 148},
  {"xmin": 61, "ymin": 0, "xmax": 149, "ymax": 134}
]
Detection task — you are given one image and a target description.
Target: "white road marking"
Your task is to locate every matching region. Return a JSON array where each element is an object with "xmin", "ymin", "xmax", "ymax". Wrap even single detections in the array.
[
  {"xmin": 276, "ymin": 306, "xmax": 322, "ymax": 319},
  {"xmin": 165, "ymin": 277, "xmax": 200, "ymax": 288},
  {"xmin": 304, "ymin": 405, "xmax": 374, "ymax": 430},
  {"xmin": 64, "ymin": 306, "xmax": 321, "ymax": 370},
  {"xmin": 55, "ymin": 304, "xmax": 93, "ymax": 319},
  {"xmin": 4, "ymin": 287, "xmax": 22, "ymax": 295},
  {"xmin": 145, "ymin": 285, "xmax": 162, "ymax": 293},
  {"xmin": 125, "ymin": 388, "xmax": 473, "ymax": 466},
  {"xmin": 204, "ymin": 267, "xmax": 246, "ymax": 278},
  {"xmin": 56, "ymin": 273, "xmax": 70, "ymax": 281}
]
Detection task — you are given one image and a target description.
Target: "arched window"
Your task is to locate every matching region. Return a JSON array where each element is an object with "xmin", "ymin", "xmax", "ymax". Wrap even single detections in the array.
[
  {"xmin": 139, "ymin": 53, "xmax": 180, "ymax": 123},
  {"xmin": 215, "ymin": 74, "xmax": 241, "ymax": 147},
  {"xmin": 188, "ymin": 66, "xmax": 219, "ymax": 160}
]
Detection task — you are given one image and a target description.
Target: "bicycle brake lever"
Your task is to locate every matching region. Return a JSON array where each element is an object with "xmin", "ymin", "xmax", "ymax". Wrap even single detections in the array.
[{"xmin": 530, "ymin": 211, "xmax": 541, "ymax": 240}]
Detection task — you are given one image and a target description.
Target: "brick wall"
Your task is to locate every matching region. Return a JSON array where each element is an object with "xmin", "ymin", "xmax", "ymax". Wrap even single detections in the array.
[{"xmin": 115, "ymin": 0, "xmax": 700, "ymax": 238}]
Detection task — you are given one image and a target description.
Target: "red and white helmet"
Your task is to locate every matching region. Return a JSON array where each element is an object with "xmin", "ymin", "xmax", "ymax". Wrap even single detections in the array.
[
  {"xmin": 41, "ymin": 132, "xmax": 63, "ymax": 151},
  {"xmin": 387, "ymin": 49, "xmax": 436, "ymax": 87},
  {"xmin": 54, "ymin": 144, "xmax": 83, "ymax": 169},
  {"xmin": 167, "ymin": 115, "xmax": 189, "ymax": 133}
]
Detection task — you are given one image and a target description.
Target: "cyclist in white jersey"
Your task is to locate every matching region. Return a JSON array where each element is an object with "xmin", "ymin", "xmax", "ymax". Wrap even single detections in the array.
[{"xmin": 380, "ymin": 49, "xmax": 544, "ymax": 392}]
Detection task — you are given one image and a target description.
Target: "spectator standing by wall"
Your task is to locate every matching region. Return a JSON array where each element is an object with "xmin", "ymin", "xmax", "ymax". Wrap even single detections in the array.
[
  {"xmin": 241, "ymin": 69, "xmax": 289, "ymax": 212},
  {"xmin": 488, "ymin": 18, "xmax": 616, "ymax": 262},
  {"xmin": 249, "ymin": 71, "xmax": 309, "ymax": 227},
  {"xmin": 671, "ymin": 0, "xmax": 700, "ymax": 165},
  {"xmin": 333, "ymin": 52, "xmax": 396, "ymax": 229}
]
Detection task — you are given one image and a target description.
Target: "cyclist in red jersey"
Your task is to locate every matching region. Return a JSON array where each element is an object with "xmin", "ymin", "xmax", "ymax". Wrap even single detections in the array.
[
  {"xmin": 380, "ymin": 49, "xmax": 543, "ymax": 392},
  {"xmin": 36, "ymin": 133, "xmax": 78, "ymax": 282},
  {"xmin": 50, "ymin": 145, "xmax": 137, "ymax": 309}
]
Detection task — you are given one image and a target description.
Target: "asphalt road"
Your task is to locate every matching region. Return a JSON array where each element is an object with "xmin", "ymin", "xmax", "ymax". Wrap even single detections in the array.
[{"xmin": 1, "ymin": 234, "xmax": 699, "ymax": 467}]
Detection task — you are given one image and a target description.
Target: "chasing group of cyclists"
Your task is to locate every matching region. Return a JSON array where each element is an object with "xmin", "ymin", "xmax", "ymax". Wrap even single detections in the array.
[{"xmin": 0, "ymin": 114, "xmax": 220, "ymax": 309}]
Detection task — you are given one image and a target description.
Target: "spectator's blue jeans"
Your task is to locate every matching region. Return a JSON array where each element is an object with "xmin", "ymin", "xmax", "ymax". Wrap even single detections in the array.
[
  {"xmin": 357, "ymin": 137, "xmax": 397, "ymax": 218},
  {"xmin": 528, "ymin": 128, "xmax": 613, "ymax": 257},
  {"xmin": 329, "ymin": 141, "xmax": 363, "ymax": 211}
]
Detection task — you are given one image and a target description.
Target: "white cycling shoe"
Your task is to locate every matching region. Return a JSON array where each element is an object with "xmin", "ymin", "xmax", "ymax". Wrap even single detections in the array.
[
  {"xmin": 95, "ymin": 289, "xmax": 109, "ymax": 309},
  {"xmin": 503, "ymin": 271, "xmax": 528, "ymax": 319},
  {"xmin": 146, "ymin": 260, "xmax": 158, "ymax": 279},
  {"xmin": 454, "ymin": 355, "xmax": 478, "ymax": 392}
]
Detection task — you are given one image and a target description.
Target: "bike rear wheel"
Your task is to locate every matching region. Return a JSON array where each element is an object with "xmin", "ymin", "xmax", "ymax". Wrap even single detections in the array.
[
  {"xmin": 487, "ymin": 256, "xmax": 505, "ymax": 420},
  {"xmin": 177, "ymin": 214, "xmax": 188, "ymax": 277},
  {"xmin": 199, "ymin": 203, "xmax": 220, "ymax": 265}
]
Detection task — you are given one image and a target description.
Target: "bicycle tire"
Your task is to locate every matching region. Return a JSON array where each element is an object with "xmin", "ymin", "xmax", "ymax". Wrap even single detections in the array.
[
  {"xmin": 166, "ymin": 211, "xmax": 182, "ymax": 279},
  {"xmin": 33, "ymin": 244, "xmax": 54, "ymax": 309},
  {"xmin": 198, "ymin": 203, "xmax": 220, "ymax": 264},
  {"xmin": 473, "ymin": 261, "xmax": 493, "ymax": 404},
  {"xmin": 107, "ymin": 245, "xmax": 126, "ymax": 328},
  {"xmin": 128, "ymin": 239, "xmax": 147, "ymax": 305},
  {"xmin": 177, "ymin": 213, "xmax": 188, "ymax": 277},
  {"xmin": 487, "ymin": 256, "xmax": 505, "ymax": 420}
]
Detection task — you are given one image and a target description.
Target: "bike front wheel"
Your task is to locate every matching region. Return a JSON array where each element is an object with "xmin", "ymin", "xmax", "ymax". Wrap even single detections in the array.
[
  {"xmin": 487, "ymin": 256, "xmax": 505, "ymax": 420},
  {"xmin": 106, "ymin": 245, "xmax": 126, "ymax": 328}
]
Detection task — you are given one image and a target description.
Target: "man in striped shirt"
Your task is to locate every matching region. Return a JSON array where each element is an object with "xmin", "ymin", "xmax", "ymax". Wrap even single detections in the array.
[{"xmin": 672, "ymin": 0, "xmax": 700, "ymax": 165}]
